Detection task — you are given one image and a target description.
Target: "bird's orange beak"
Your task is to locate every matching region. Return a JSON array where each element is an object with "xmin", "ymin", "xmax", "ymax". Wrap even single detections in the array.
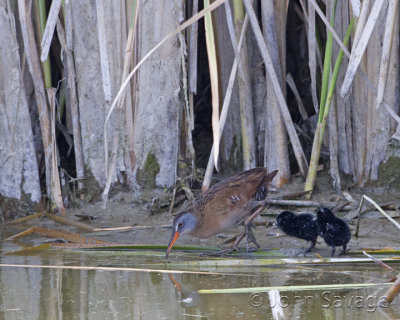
[{"xmin": 166, "ymin": 231, "xmax": 180, "ymax": 258}]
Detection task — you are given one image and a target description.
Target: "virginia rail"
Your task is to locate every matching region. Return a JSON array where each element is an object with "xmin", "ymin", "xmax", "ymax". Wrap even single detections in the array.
[
  {"xmin": 316, "ymin": 208, "xmax": 351, "ymax": 257},
  {"xmin": 276, "ymin": 211, "xmax": 319, "ymax": 254},
  {"xmin": 166, "ymin": 168, "xmax": 278, "ymax": 258}
]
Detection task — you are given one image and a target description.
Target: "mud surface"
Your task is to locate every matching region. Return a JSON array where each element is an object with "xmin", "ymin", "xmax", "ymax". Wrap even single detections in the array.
[{"xmin": 4, "ymin": 172, "xmax": 398, "ymax": 257}]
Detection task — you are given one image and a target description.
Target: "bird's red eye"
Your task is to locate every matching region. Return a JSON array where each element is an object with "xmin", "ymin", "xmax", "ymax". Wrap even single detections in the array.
[{"xmin": 178, "ymin": 222, "xmax": 183, "ymax": 229}]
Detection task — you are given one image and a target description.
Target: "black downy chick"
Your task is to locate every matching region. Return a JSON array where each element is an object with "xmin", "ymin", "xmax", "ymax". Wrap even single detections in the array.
[
  {"xmin": 276, "ymin": 211, "xmax": 320, "ymax": 254},
  {"xmin": 316, "ymin": 207, "xmax": 351, "ymax": 257}
]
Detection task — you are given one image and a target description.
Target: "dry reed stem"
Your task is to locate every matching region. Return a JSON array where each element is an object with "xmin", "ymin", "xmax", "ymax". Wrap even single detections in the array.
[
  {"xmin": 376, "ymin": 0, "xmax": 398, "ymax": 108},
  {"xmin": 204, "ymin": 0, "xmax": 220, "ymax": 171},
  {"xmin": 48, "ymin": 88, "xmax": 65, "ymax": 215},
  {"xmin": 18, "ymin": 0, "xmax": 62, "ymax": 210},
  {"xmin": 40, "ymin": 0, "xmax": 62, "ymax": 61},
  {"xmin": 223, "ymin": 1, "xmax": 244, "ymax": 79},
  {"xmin": 286, "ymin": 73, "xmax": 308, "ymax": 121},
  {"xmin": 307, "ymin": 2, "xmax": 319, "ymax": 113},
  {"xmin": 45, "ymin": 212, "xmax": 96, "ymax": 232},
  {"xmin": 179, "ymin": 29, "xmax": 196, "ymax": 179},
  {"xmin": 63, "ymin": 1, "xmax": 85, "ymax": 190},
  {"xmin": 350, "ymin": 0, "xmax": 361, "ymax": 17},
  {"xmin": 102, "ymin": 25, "xmax": 135, "ymax": 208},
  {"xmin": 95, "ymin": 0, "xmax": 112, "ymax": 103},
  {"xmin": 363, "ymin": 251, "xmax": 395, "ymax": 272},
  {"xmin": 202, "ymin": 14, "xmax": 249, "ymax": 192},
  {"xmin": 362, "ymin": 195, "xmax": 400, "ymax": 230},
  {"xmin": 3, "ymin": 226, "xmax": 110, "ymax": 244},
  {"xmin": 261, "ymin": 0, "xmax": 289, "ymax": 186},
  {"xmin": 188, "ymin": 0, "xmax": 199, "ymax": 94},
  {"xmin": 382, "ymin": 275, "xmax": 400, "ymax": 305},
  {"xmin": 235, "ymin": 0, "xmax": 256, "ymax": 170},
  {"xmin": 103, "ymin": 0, "xmax": 228, "ymax": 178},
  {"xmin": 0, "ymin": 263, "xmax": 245, "ymax": 276},
  {"xmin": 352, "ymin": 0, "xmax": 370, "ymax": 49},
  {"xmin": 340, "ymin": 0, "xmax": 387, "ymax": 98},
  {"xmin": 5, "ymin": 212, "xmax": 44, "ymax": 224},
  {"xmin": 243, "ymin": 0, "xmax": 308, "ymax": 176}
]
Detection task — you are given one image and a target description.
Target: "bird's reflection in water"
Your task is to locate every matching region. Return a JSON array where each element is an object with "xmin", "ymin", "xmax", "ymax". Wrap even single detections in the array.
[{"xmin": 168, "ymin": 273, "xmax": 199, "ymax": 307}]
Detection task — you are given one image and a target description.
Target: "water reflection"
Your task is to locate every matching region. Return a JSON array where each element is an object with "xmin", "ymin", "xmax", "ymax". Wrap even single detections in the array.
[{"xmin": 0, "ymin": 245, "xmax": 399, "ymax": 319}]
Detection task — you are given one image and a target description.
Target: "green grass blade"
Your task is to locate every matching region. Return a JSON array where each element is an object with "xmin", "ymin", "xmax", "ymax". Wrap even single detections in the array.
[
  {"xmin": 198, "ymin": 282, "xmax": 392, "ymax": 294},
  {"xmin": 318, "ymin": 0, "xmax": 337, "ymax": 123},
  {"xmin": 320, "ymin": 17, "xmax": 355, "ymax": 125}
]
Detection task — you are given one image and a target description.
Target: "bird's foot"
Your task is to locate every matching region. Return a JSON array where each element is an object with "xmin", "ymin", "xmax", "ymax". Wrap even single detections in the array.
[
  {"xmin": 338, "ymin": 245, "xmax": 348, "ymax": 256},
  {"xmin": 245, "ymin": 222, "xmax": 261, "ymax": 252},
  {"xmin": 331, "ymin": 246, "xmax": 336, "ymax": 257},
  {"xmin": 303, "ymin": 241, "xmax": 317, "ymax": 256}
]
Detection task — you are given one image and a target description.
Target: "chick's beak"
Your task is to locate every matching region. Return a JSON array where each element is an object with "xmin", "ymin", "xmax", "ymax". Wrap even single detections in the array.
[{"xmin": 166, "ymin": 231, "xmax": 180, "ymax": 259}]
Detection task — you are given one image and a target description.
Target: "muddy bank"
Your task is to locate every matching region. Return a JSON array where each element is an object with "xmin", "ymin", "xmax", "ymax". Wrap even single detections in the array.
[{"xmin": 2, "ymin": 173, "xmax": 399, "ymax": 258}]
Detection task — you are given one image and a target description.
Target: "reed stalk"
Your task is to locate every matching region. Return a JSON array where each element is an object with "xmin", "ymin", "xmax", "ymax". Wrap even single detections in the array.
[
  {"xmin": 204, "ymin": 0, "xmax": 220, "ymax": 170},
  {"xmin": 304, "ymin": 2, "xmax": 354, "ymax": 197}
]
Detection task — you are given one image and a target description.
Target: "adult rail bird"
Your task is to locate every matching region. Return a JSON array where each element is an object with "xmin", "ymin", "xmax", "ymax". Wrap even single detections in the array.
[{"xmin": 166, "ymin": 168, "xmax": 278, "ymax": 258}]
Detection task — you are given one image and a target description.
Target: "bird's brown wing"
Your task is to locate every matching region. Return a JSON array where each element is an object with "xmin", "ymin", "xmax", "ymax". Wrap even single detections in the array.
[{"xmin": 191, "ymin": 168, "xmax": 276, "ymax": 237}]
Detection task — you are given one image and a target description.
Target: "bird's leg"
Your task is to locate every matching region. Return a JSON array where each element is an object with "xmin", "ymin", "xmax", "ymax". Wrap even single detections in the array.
[
  {"xmin": 232, "ymin": 204, "xmax": 266, "ymax": 250},
  {"xmin": 331, "ymin": 245, "xmax": 336, "ymax": 257},
  {"xmin": 339, "ymin": 244, "xmax": 347, "ymax": 256},
  {"xmin": 245, "ymin": 222, "xmax": 260, "ymax": 252},
  {"xmin": 231, "ymin": 233, "xmax": 245, "ymax": 250},
  {"xmin": 304, "ymin": 240, "xmax": 317, "ymax": 256}
]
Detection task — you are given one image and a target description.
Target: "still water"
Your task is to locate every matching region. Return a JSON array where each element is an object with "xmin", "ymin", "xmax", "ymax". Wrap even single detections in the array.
[{"xmin": 0, "ymin": 242, "xmax": 398, "ymax": 320}]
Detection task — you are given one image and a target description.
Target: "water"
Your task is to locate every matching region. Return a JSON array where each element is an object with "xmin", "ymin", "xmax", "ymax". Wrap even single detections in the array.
[{"xmin": 0, "ymin": 242, "xmax": 399, "ymax": 320}]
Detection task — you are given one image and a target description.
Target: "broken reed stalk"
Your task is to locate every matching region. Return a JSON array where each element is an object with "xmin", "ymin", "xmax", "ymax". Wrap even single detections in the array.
[
  {"xmin": 39, "ymin": 0, "xmax": 62, "ymax": 62},
  {"xmin": 243, "ymin": 0, "xmax": 308, "ymax": 176},
  {"xmin": 362, "ymin": 195, "xmax": 400, "ymax": 230},
  {"xmin": 356, "ymin": 194, "xmax": 400, "ymax": 238},
  {"xmin": 382, "ymin": 275, "xmax": 400, "ymax": 305},
  {"xmin": 5, "ymin": 212, "xmax": 44, "ymax": 224},
  {"xmin": 304, "ymin": 6, "xmax": 354, "ymax": 198},
  {"xmin": 3, "ymin": 226, "xmax": 110, "ymax": 245},
  {"xmin": 202, "ymin": 13, "xmax": 249, "ymax": 192},
  {"xmin": 362, "ymin": 251, "xmax": 395, "ymax": 272},
  {"xmin": 35, "ymin": 0, "xmax": 52, "ymax": 87},
  {"xmin": 45, "ymin": 212, "xmax": 96, "ymax": 232}
]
